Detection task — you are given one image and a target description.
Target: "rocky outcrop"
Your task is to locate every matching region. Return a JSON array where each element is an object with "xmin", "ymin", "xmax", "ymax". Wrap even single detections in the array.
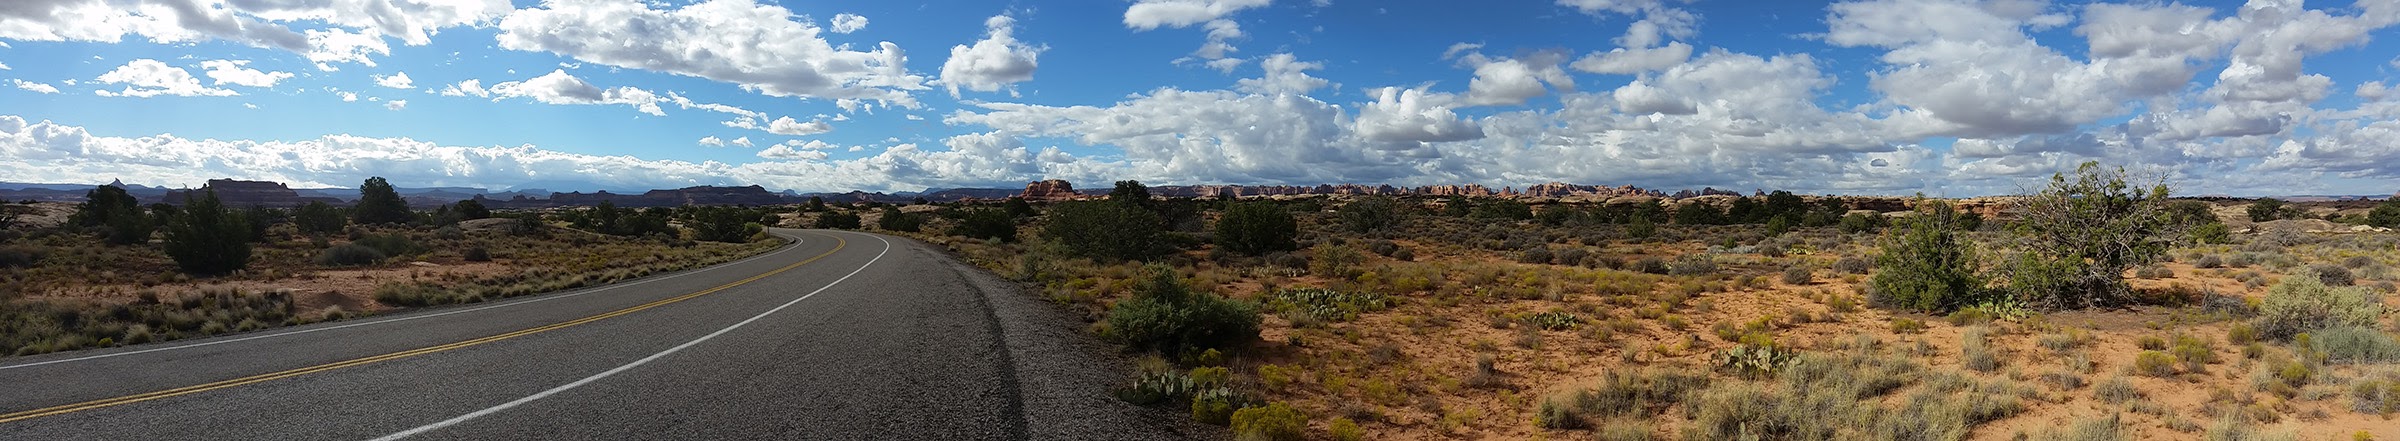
[
  {"xmin": 1520, "ymin": 182, "xmax": 1662, "ymax": 199},
  {"xmin": 545, "ymin": 185, "xmax": 788, "ymax": 207},
  {"xmin": 1669, "ymin": 187, "xmax": 1743, "ymax": 198},
  {"xmin": 156, "ymin": 179, "xmax": 340, "ymax": 207},
  {"xmin": 1021, "ymin": 180, "xmax": 1080, "ymax": 201},
  {"xmin": 1415, "ymin": 184, "xmax": 1497, "ymax": 197}
]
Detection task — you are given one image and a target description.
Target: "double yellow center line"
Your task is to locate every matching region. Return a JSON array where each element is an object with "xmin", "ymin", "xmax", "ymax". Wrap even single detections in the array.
[{"xmin": 0, "ymin": 234, "xmax": 845, "ymax": 424}]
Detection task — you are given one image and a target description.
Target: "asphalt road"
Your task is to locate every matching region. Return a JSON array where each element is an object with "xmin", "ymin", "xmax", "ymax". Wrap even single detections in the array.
[{"xmin": 0, "ymin": 229, "xmax": 1215, "ymax": 440}]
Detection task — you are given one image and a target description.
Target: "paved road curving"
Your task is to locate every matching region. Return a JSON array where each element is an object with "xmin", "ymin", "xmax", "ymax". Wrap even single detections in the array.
[{"xmin": 0, "ymin": 229, "xmax": 1216, "ymax": 440}]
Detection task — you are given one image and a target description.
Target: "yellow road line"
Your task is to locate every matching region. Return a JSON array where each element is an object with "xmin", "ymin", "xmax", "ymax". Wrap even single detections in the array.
[{"xmin": 0, "ymin": 234, "xmax": 846, "ymax": 424}]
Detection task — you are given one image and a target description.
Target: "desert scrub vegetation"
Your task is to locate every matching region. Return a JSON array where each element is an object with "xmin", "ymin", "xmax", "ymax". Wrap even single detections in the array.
[
  {"xmin": 1104, "ymin": 266, "xmax": 1261, "ymax": 357},
  {"xmin": 2, "ymin": 288, "xmax": 293, "ymax": 356},
  {"xmin": 891, "ymin": 177, "xmax": 2400, "ymax": 440},
  {"xmin": 0, "ymin": 177, "xmax": 793, "ymax": 356}
]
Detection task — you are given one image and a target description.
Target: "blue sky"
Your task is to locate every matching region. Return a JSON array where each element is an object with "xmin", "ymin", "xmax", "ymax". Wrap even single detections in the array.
[{"xmin": 3, "ymin": 0, "xmax": 2398, "ymax": 196}]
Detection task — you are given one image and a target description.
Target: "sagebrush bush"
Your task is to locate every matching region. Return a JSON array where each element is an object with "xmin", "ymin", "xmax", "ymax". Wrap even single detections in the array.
[
  {"xmin": 1835, "ymin": 256, "xmax": 1872, "ymax": 274},
  {"xmin": 356, "ymin": 233, "xmax": 424, "ymax": 257},
  {"xmin": 315, "ymin": 243, "xmax": 387, "ymax": 266},
  {"xmin": 1781, "ymin": 265, "xmax": 1813, "ymax": 285},
  {"xmin": 1229, "ymin": 402, "xmax": 1307, "ymax": 441},
  {"xmin": 2095, "ymin": 376, "xmax": 2141, "ymax": 404},
  {"xmin": 2308, "ymin": 326, "xmax": 2400, "ymax": 364},
  {"xmin": 462, "ymin": 246, "xmax": 491, "ymax": 262},
  {"xmin": 0, "ymin": 245, "xmax": 44, "ymax": 269},
  {"xmin": 2312, "ymin": 264, "xmax": 2355, "ymax": 286},
  {"xmin": 1668, "ymin": 254, "xmax": 1717, "ymax": 276},
  {"xmin": 2133, "ymin": 351, "xmax": 2176, "ymax": 377},
  {"xmin": 2254, "ymin": 270, "xmax": 2383, "ymax": 340},
  {"xmin": 1107, "ymin": 266, "xmax": 1261, "ymax": 356}
]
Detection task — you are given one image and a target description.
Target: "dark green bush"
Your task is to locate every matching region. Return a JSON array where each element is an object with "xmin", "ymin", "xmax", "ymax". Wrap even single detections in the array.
[
  {"xmin": 1869, "ymin": 201, "xmax": 1983, "ymax": 311},
  {"xmin": 1838, "ymin": 212, "xmax": 1883, "ymax": 234},
  {"xmin": 876, "ymin": 206, "xmax": 923, "ymax": 232},
  {"xmin": 2247, "ymin": 198, "xmax": 2292, "ymax": 222},
  {"xmin": 2312, "ymin": 264, "xmax": 2355, "ymax": 286},
  {"xmin": 162, "ymin": 190, "xmax": 253, "ymax": 276},
  {"xmin": 294, "ymin": 200, "xmax": 347, "ymax": 235},
  {"xmin": 353, "ymin": 177, "xmax": 415, "ymax": 225},
  {"xmin": 691, "ymin": 206, "xmax": 765, "ymax": 242},
  {"xmin": 1045, "ymin": 200, "xmax": 1167, "ymax": 261},
  {"xmin": 951, "ymin": 208, "xmax": 1018, "ymax": 242},
  {"xmin": 315, "ymin": 243, "xmax": 387, "ymax": 266},
  {"xmin": 2370, "ymin": 199, "xmax": 2400, "ymax": 229},
  {"xmin": 813, "ymin": 211, "xmax": 862, "ymax": 229},
  {"xmin": 1106, "ymin": 266, "xmax": 1261, "ymax": 356},
  {"xmin": 1214, "ymin": 201, "xmax": 1298, "ymax": 256},
  {"xmin": 463, "ymin": 247, "xmax": 492, "ymax": 262},
  {"xmin": 1337, "ymin": 196, "xmax": 1404, "ymax": 233},
  {"xmin": 2006, "ymin": 162, "xmax": 2177, "ymax": 309}
]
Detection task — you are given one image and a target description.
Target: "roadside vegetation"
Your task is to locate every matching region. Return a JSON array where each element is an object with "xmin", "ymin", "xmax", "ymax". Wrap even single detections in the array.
[
  {"xmin": 873, "ymin": 164, "xmax": 2400, "ymax": 440},
  {"xmin": 0, "ymin": 177, "xmax": 787, "ymax": 357}
]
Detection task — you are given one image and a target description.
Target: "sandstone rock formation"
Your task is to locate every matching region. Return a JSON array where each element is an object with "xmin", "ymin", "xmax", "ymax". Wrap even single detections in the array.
[
  {"xmin": 1020, "ymin": 180, "xmax": 1080, "ymax": 201},
  {"xmin": 156, "ymin": 179, "xmax": 338, "ymax": 207}
]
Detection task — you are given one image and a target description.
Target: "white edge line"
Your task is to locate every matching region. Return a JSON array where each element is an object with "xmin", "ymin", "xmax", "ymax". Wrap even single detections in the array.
[
  {"xmin": 0, "ymin": 234, "xmax": 807, "ymax": 371},
  {"xmin": 368, "ymin": 232, "xmax": 891, "ymax": 441}
]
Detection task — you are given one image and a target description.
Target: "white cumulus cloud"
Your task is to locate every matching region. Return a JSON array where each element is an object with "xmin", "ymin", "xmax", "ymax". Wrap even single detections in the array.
[
  {"xmin": 199, "ymin": 59, "xmax": 293, "ymax": 88},
  {"xmin": 374, "ymin": 71, "xmax": 414, "ymax": 89},
  {"xmin": 495, "ymin": 0, "xmax": 927, "ymax": 109},
  {"xmin": 485, "ymin": 69, "xmax": 667, "ymax": 116},
  {"xmin": 940, "ymin": 15, "xmax": 1043, "ymax": 98},
  {"xmin": 94, "ymin": 59, "xmax": 236, "ymax": 97}
]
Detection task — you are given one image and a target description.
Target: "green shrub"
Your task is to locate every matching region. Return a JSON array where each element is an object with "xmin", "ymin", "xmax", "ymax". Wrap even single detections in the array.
[
  {"xmin": 355, "ymin": 233, "xmax": 424, "ymax": 257},
  {"xmin": 1107, "ymin": 266, "xmax": 1261, "ymax": 356},
  {"xmin": 2308, "ymin": 326, "xmax": 2400, "ymax": 364},
  {"xmin": 1669, "ymin": 254, "xmax": 1717, "ymax": 276},
  {"xmin": 2007, "ymin": 162, "xmax": 2178, "ymax": 309},
  {"xmin": 691, "ymin": 206, "xmax": 765, "ymax": 242},
  {"xmin": 293, "ymin": 201, "xmax": 347, "ymax": 235},
  {"xmin": 1045, "ymin": 200, "xmax": 1166, "ymax": 261},
  {"xmin": 161, "ymin": 190, "xmax": 253, "ymax": 276},
  {"xmin": 812, "ymin": 211, "xmax": 861, "ymax": 229},
  {"xmin": 951, "ymin": 208, "xmax": 1017, "ymax": 242},
  {"xmin": 1870, "ymin": 200, "xmax": 1983, "ymax": 312},
  {"xmin": 353, "ymin": 177, "xmax": 415, "ymax": 225},
  {"xmin": 2255, "ymin": 270, "xmax": 2383, "ymax": 340},
  {"xmin": 1337, "ymin": 196, "xmax": 1403, "ymax": 234},
  {"xmin": 2227, "ymin": 322, "xmax": 2259, "ymax": 345},
  {"xmin": 2247, "ymin": 198, "xmax": 2292, "ymax": 222},
  {"xmin": 2169, "ymin": 334, "xmax": 2216, "ymax": 373},
  {"xmin": 1192, "ymin": 387, "xmax": 1248, "ymax": 425},
  {"xmin": 1327, "ymin": 417, "xmax": 1364, "ymax": 441},
  {"xmin": 1838, "ymin": 212, "xmax": 1883, "ymax": 234},
  {"xmin": 1215, "ymin": 201, "xmax": 1299, "ymax": 256},
  {"xmin": 2370, "ymin": 199, "xmax": 2400, "ymax": 229},
  {"xmin": 315, "ymin": 243, "xmax": 387, "ymax": 266},
  {"xmin": 1229, "ymin": 402, "xmax": 1307, "ymax": 441},
  {"xmin": 463, "ymin": 247, "xmax": 492, "ymax": 262},
  {"xmin": 2133, "ymin": 351, "xmax": 2176, "ymax": 377},
  {"xmin": 876, "ymin": 206, "xmax": 923, "ymax": 232}
]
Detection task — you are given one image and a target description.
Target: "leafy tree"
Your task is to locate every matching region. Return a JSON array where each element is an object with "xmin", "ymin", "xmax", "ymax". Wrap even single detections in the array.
[
  {"xmin": 813, "ymin": 210, "xmax": 862, "ymax": 229},
  {"xmin": 1106, "ymin": 265, "xmax": 1261, "ymax": 356},
  {"xmin": 952, "ymin": 208, "xmax": 1017, "ymax": 242},
  {"xmin": 162, "ymin": 190, "xmax": 253, "ymax": 276},
  {"xmin": 1870, "ymin": 199, "xmax": 1986, "ymax": 312},
  {"xmin": 1337, "ymin": 196, "xmax": 1404, "ymax": 233},
  {"xmin": 2247, "ymin": 198, "xmax": 2293, "ymax": 222},
  {"xmin": 1044, "ymin": 200, "xmax": 1166, "ymax": 261},
  {"xmin": 353, "ymin": 177, "xmax": 414, "ymax": 225},
  {"xmin": 2368, "ymin": 199, "xmax": 2400, "ymax": 229},
  {"xmin": 71, "ymin": 185, "xmax": 154, "ymax": 245},
  {"xmin": 453, "ymin": 199, "xmax": 492, "ymax": 220},
  {"xmin": 2005, "ymin": 161, "xmax": 2178, "ymax": 309},
  {"xmin": 876, "ymin": 206, "xmax": 923, "ymax": 232},
  {"xmin": 1110, "ymin": 180, "xmax": 1153, "ymax": 207},
  {"xmin": 807, "ymin": 196, "xmax": 827, "ymax": 212},
  {"xmin": 1214, "ymin": 201, "xmax": 1298, "ymax": 255},
  {"xmin": 241, "ymin": 206, "xmax": 277, "ymax": 243},
  {"xmin": 294, "ymin": 201, "xmax": 347, "ymax": 235}
]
